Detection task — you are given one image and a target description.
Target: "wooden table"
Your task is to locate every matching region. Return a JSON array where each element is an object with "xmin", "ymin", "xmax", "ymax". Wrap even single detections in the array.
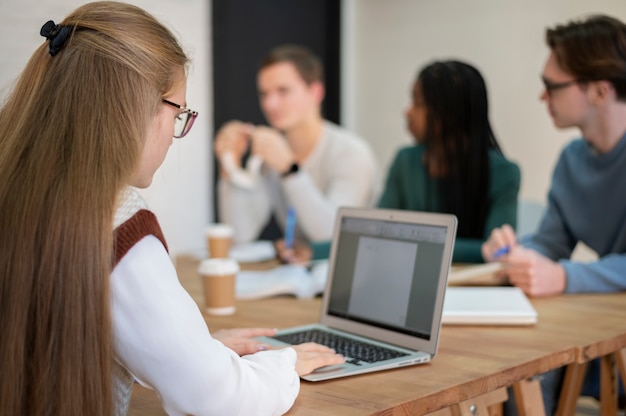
[
  {"xmin": 128, "ymin": 257, "xmax": 626, "ymax": 416},
  {"xmin": 553, "ymin": 294, "xmax": 626, "ymax": 416}
]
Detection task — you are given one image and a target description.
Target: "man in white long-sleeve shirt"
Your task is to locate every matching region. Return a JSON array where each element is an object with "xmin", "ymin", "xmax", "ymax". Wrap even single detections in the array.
[{"xmin": 214, "ymin": 45, "xmax": 379, "ymax": 247}]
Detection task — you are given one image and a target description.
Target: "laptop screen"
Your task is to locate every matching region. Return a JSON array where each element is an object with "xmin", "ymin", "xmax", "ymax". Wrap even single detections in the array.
[{"xmin": 326, "ymin": 216, "xmax": 448, "ymax": 341}]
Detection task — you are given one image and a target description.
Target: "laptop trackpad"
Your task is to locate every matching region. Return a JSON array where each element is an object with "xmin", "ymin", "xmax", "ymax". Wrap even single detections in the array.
[{"xmin": 313, "ymin": 363, "xmax": 348, "ymax": 374}]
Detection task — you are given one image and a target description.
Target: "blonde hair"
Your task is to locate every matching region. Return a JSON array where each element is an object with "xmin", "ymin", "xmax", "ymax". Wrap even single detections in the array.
[{"xmin": 0, "ymin": 2, "xmax": 188, "ymax": 414}]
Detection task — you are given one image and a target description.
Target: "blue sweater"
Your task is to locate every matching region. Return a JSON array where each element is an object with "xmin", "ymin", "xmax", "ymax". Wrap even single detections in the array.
[{"xmin": 527, "ymin": 133, "xmax": 626, "ymax": 293}]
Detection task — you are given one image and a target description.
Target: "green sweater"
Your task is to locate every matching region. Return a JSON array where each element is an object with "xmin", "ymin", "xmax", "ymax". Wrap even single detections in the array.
[{"xmin": 313, "ymin": 145, "xmax": 520, "ymax": 263}]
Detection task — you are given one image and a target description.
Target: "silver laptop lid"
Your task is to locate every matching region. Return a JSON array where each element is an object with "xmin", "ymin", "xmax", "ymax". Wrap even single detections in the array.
[{"xmin": 319, "ymin": 207, "xmax": 457, "ymax": 356}]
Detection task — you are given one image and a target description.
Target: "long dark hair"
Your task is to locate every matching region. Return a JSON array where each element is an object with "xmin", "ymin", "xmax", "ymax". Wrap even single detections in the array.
[{"xmin": 419, "ymin": 60, "xmax": 502, "ymax": 238}]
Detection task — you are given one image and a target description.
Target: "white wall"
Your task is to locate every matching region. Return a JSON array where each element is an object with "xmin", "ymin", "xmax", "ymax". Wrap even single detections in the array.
[
  {"xmin": 342, "ymin": 0, "xmax": 626, "ymax": 205},
  {"xmin": 3, "ymin": 1, "xmax": 626, "ymax": 257},
  {"xmin": 0, "ymin": 0, "xmax": 212, "ymax": 257}
]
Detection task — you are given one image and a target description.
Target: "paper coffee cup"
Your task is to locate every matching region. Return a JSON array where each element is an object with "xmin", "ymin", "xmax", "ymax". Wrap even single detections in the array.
[
  {"xmin": 205, "ymin": 223, "xmax": 234, "ymax": 259},
  {"xmin": 197, "ymin": 258, "xmax": 239, "ymax": 315}
]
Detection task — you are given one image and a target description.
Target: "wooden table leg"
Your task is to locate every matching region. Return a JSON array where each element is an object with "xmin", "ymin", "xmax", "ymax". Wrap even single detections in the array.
[
  {"xmin": 513, "ymin": 378, "xmax": 545, "ymax": 416},
  {"xmin": 616, "ymin": 348, "xmax": 626, "ymax": 394},
  {"xmin": 555, "ymin": 362, "xmax": 587, "ymax": 416},
  {"xmin": 600, "ymin": 354, "xmax": 618, "ymax": 416},
  {"xmin": 425, "ymin": 388, "xmax": 507, "ymax": 416}
]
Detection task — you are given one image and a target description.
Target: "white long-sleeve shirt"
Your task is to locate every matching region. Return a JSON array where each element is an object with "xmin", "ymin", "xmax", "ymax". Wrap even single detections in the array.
[
  {"xmin": 111, "ymin": 188, "xmax": 299, "ymax": 415},
  {"xmin": 219, "ymin": 121, "xmax": 380, "ymax": 244}
]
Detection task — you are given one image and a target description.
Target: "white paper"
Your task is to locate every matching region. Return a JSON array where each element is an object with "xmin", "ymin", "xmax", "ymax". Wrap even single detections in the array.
[
  {"xmin": 229, "ymin": 241, "xmax": 276, "ymax": 263},
  {"xmin": 236, "ymin": 261, "xmax": 329, "ymax": 299}
]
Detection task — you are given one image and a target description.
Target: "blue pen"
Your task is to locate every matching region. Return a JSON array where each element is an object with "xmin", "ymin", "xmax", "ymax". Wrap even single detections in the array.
[
  {"xmin": 492, "ymin": 245, "xmax": 510, "ymax": 259},
  {"xmin": 284, "ymin": 207, "xmax": 296, "ymax": 249},
  {"xmin": 493, "ymin": 235, "xmax": 531, "ymax": 260}
]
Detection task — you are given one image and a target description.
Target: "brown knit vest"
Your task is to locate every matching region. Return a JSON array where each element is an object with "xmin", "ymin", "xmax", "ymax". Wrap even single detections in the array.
[
  {"xmin": 113, "ymin": 209, "xmax": 168, "ymax": 265},
  {"xmin": 111, "ymin": 209, "xmax": 168, "ymax": 415}
]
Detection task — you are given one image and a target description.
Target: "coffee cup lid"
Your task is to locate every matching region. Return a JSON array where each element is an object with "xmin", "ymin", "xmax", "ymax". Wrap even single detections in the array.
[
  {"xmin": 205, "ymin": 223, "xmax": 234, "ymax": 238},
  {"xmin": 198, "ymin": 258, "xmax": 239, "ymax": 275}
]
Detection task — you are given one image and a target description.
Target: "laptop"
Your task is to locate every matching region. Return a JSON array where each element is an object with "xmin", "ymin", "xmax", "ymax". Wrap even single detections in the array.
[{"xmin": 257, "ymin": 207, "xmax": 457, "ymax": 381}]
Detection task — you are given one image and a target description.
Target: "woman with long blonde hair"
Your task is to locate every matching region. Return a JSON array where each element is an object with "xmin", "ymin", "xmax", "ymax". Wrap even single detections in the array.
[{"xmin": 0, "ymin": 2, "xmax": 343, "ymax": 415}]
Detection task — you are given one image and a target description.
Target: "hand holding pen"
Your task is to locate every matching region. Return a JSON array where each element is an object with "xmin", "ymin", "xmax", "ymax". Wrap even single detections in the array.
[
  {"xmin": 275, "ymin": 239, "xmax": 313, "ymax": 265},
  {"xmin": 275, "ymin": 207, "xmax": 313, "ymax": 264},
  {"xmin": 481, "ymin": 224, "xmax": 527, "ymax": 262},
  {"xmin": 284, "ymin": 207, "xmax": 296, "ymax": 250},
  {"xmin": 481, "ymin": 225, "xmax": 566, "ymax": 296}
]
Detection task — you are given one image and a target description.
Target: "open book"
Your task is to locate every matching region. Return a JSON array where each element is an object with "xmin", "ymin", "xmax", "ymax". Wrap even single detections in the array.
[
  {"xmin": 448, "ymin": 262, "xmax": 508, "ymax": 285},
  {"xmin": 235, "ymin": 261, "xmax": 329, "ymax": 300}
]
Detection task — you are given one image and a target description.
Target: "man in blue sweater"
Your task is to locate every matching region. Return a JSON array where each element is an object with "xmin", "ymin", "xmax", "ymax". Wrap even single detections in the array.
[{"xmin": 482, "ymin": 15, "xmax": 626, "ymax": 415}]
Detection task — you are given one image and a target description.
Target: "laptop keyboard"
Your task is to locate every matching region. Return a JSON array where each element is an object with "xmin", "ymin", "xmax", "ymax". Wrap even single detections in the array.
[{"xmin": 272, "ymin": 329, "xmax": 409, "ymax": 365}]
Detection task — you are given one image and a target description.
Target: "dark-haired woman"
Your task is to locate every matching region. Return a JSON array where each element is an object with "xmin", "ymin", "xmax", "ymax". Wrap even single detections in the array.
[{"xmin": 379, "ymin": 60, "xmax": 520, "ymax": 263}]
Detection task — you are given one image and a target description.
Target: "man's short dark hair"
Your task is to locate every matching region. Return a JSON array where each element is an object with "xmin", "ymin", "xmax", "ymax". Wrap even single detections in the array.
[
  {"xmin": 259, "ymin": 44, "xmax": 324, "ymax": 85},
  {"xmin": 546, "ymin": 15, "xmax": 626, "ymax": 100}
]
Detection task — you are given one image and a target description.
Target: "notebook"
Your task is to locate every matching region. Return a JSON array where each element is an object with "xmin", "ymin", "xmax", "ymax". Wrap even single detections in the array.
[
  {"xmin": 442, "ymin": 286, "xmax": 538, "ymax": 325},
  {"xmin": 257, "ymin": 207, "xmax": 457, "ymax": 381}
]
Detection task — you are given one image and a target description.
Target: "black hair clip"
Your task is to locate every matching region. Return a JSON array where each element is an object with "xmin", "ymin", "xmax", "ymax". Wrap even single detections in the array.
[{"xmin": 40, "ymin": 20, "xmax": 72, "ymax": 56}]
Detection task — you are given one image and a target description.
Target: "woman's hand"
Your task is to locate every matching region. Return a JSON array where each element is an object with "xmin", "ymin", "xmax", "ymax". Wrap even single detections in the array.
[
  {"xmin": 212, "ymin": 327, "xmax": 277, "ymax": 356},
  {"xmin": 291, "ymin": 342, "xmax": 345, "ymax": 376}
]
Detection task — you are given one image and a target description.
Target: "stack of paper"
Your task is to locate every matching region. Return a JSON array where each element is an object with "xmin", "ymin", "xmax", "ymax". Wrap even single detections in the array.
[
  {"xmin": 229, "ymin": 241, "xmax": 276, "ymax": 263},
  {"xmin": 442, "ymin": 286, "xmax": 538, "ymax": 325},
  {"xmin": 236, "ymin": 261, "xmax": 329, "ymax": 299}
]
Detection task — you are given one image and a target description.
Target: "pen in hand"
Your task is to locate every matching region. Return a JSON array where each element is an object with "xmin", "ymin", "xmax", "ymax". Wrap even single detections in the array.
[
  {"xmin": 284, "ymin": 207, "xmax": 296, "ymax": 250},
  {"xmin": 492, "ymin": 245, "xmax": 511, "ymax": 260},
  {"xmin": 493, "ymin": 235, "xmax": 531, "ymax": 260}
]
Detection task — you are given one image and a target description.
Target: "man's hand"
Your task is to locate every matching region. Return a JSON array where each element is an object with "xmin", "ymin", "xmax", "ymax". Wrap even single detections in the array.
[
  {"xmin": 503, "ymin": 246, "xmax": 566, "ymax": 297},
  {"xmin": 214, "ymin": 120, "xmax": 254, "ymax": 168},
  {"xmin": 481, "ymin": 224, "xmax": 518, "ymax": 262},
  {"xmin": 250, "ymin": 126, "xmax": 295, "ymax": 174},
  {"xmin": 275, "ymin": 239, "xmax": 313, "ymax": 265}
]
